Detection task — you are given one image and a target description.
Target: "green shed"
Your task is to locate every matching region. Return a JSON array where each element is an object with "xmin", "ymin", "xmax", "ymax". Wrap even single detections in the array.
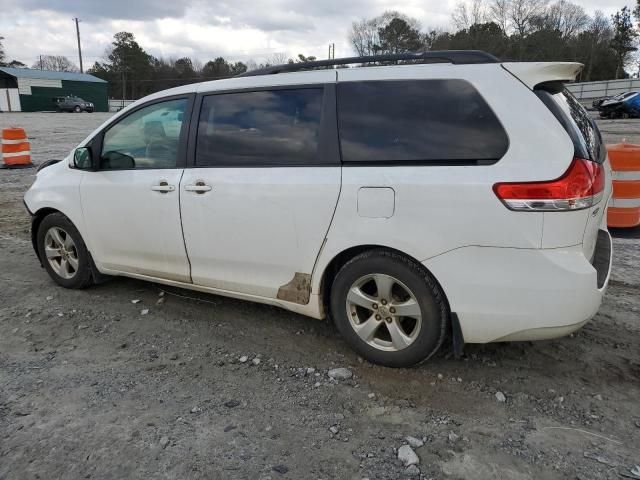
[{"xmin": 0, "ymin": 67, "xmax": 108, "ymax": 112}]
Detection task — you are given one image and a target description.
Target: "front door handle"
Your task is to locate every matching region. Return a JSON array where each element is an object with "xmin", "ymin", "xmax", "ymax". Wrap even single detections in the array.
[
  {"xmin": 151, "ymin": 181, "xmax": 175, "ymax": 193},
  {"xmin": 185, "ymin": 181, "xmax": 212, "ymax": 194}
]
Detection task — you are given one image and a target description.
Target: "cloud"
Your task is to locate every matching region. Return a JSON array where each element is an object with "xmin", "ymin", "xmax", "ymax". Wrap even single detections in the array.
[
  {"xmin": 0, "ymin": 0, "xmax": 627, "ymax": 68},
  {"xmin": 9, "ymin": 0, "xmax": 189, "ymax": 21}
]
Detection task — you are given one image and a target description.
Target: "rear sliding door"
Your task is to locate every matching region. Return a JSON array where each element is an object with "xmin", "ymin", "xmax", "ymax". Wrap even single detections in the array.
[{"xmin": 180, "ymin": 77, "xmax": 341, "ymax": 302}]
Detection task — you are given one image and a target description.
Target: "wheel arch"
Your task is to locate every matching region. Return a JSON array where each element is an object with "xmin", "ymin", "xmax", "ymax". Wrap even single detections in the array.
[
  {"xmin": 318, "ymin": 244, "xmax": 452, "ymax": 319},
  {"xmin": 31, "ymin": 207, "xmax": 106, "ymax": 283},
  {"xmin": 31, "ymin": 207, "xmax": 64, "ymax": 262}
]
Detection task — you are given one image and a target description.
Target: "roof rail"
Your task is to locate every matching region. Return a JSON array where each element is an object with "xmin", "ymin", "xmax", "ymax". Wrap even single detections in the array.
[{"xmin": 236, "ymin": 50, "xmax": 500, "ymax": 77}]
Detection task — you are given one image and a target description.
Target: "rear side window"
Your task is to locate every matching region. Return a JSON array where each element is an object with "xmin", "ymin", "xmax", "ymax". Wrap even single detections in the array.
[
  {"xmin": 536, "ymin": 88, "xmax": 605, "ymax": 163},
  {"xmin": 196, "ymin": 88, "xmax": 323, "ymax": 167},
  {"xmin": 337, "ymin": 80, "xmax": 509, "ymax": 164}
]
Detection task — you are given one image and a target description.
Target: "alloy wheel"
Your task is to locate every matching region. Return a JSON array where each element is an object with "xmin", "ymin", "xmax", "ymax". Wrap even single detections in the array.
[
  {"xmin": 44, "ymin": 227, "xmax": 79, "ymax": 279},
  {"xmin": 345, "ymin": 273, "xmax": 422, "ymax": 352}
]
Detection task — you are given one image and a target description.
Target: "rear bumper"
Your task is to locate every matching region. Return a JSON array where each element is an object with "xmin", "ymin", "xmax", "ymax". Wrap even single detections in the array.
[{"xmin": 422, "ymin": 230, "xmax": 612, "ymax": 343}]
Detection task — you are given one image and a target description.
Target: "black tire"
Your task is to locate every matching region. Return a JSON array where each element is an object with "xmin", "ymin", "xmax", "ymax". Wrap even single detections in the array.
[
  {"xmin": 37, "ymin": 213, "xmax": 94, "ymax": 289},
  {"xmin": 330, "ymin": 249, "xmax": 449, "ymax": 368},
  {"xmin": 74, "ymin": 105, "xmax": 82, "ymax": 113}
]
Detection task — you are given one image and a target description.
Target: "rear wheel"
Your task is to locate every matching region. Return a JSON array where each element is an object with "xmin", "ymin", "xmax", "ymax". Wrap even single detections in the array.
[
  {"xmin": 37, "ymin": 213, "xmax": 94, "ymax": 289},
  {"xmin": 330, "ymin": 249, "xmax": 448, "ymax": 367}
]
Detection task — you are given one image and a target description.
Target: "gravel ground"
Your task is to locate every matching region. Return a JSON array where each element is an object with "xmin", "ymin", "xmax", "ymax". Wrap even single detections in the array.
[{"xmin": 1, "ymin": 112, "xmax": 639, "ymax": 480}]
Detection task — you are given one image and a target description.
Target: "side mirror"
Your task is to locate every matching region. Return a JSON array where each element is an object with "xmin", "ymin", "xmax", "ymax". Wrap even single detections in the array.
[{"xmin": 73, "ymin": 147, "xmax": 94, "ymax": 170}]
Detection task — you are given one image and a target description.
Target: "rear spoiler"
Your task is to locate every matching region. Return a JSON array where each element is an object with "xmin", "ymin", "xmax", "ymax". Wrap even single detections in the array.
[{"xmin": 502, "ymin": 62, "xmax": 583, "ymax": 90}]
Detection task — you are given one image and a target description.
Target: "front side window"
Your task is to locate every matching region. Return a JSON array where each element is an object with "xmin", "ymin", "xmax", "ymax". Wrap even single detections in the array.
[
  {"xmin": 195, "ymin": 88, "xmax": 323, "ymax": 167},
  {"xmin": 100, "ymin": 98, "xmax": 188, "ymax": 170},
  {"xmin": 337, "ymin": 80, "xmax": 509, "ymax": 164}
]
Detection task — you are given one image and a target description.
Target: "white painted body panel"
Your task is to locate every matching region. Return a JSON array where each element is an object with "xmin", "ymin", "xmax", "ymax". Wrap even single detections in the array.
[
  {"xmin": 180, "ymin": 167, "xmax": 340, "ymax": 297},
  {"xmin": 24, "ymin": 159, "xmax": 86, "ymax": 235},
  {"xmin": 79, "ymin": 169, "xmax": 191, "ymax": 282},
  {"xmin": 422, "ymin": 239, "xmax": 611, "ymax": 343},
  {"xmin": 24, "ymin": 61, "xmax": 612, "ymax": 347}
]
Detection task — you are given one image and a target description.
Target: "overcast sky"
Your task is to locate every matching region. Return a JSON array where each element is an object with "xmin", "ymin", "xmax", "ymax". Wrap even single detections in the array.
[{"xmin": 0, "ymin": 0, "xmax": 627, "ymax": 68}]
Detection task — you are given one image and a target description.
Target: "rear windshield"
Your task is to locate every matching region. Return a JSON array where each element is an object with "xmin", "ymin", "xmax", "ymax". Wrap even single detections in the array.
[{"xmin": 536, "ymin": 88, "xmax": 605, "ymax": 163}]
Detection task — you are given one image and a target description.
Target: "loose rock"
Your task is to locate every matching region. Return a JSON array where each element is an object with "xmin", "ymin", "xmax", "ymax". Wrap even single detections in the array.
[
  {"xmin": 397, "ymin": 445, "xmax": 419, "ymax": 466},
  {"xmin": 405, "ymin": 465, "xmax": 420, "ymax": 476},
  {"xmin": 272, "ymin": 464, "xmax": 289, "ymax": 475},
  {"xmin": 252, "ymin": 357, "xmax": 261, "ymax": 366},
  {"xmin": 448, "ymin": 431, "xmax": 459, "ymax": 443},
  {"xmin": 131, "ymin": 299, "xmax": 141, "ymax": 304},
  {"xmin": 328, "ymin": 368, "xmax": 353, "ymax": 380},
  {"xmin": 495, "ymin": 391, "xmax": 507, "ymax": 403},
  {"xmin": 224, "ymin": 400, "xmax": 240, "ymax": 408},
  {"xmin": 159, "ymin": 436, "xmax": 170, "ymax": 449},
  {"xmin": 140, "ymin": 309, "xmax": 149, "ymax": 315},
  {"xmin": 405, "ymin": 436, "xmax": 424, "ymax": 448},
  {"xmin": 239, "ymin": 355, "xmax": 248, "ymax": 363},
  {"xmin": 329, "ymin": 425, "xmax": 339, "ymax": 434}
]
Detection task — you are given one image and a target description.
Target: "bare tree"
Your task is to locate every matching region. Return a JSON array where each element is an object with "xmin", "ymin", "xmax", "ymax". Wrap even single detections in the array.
[
  {"xmin": 349, "ymin": 11, "xmax": 422, "ymax": 56},
  {"xmin": 488, "ymin": 0, "xmax": 548, "ymax": 35},
  {"xmin": 534, "ymin": 0, "xmax": 589, "ymax": 37},
  {"xmin": 265, "ymin": 52, "xmax": 290, "ymax": 65},
  {"xmin": 452, "ymin": 0, "xmax": 488, "ymax": 30},
  {"xmin": 350, "ymin": 18, "xmax": 379, "ymax": 56},
  {"xmin": 489, "ymin": 0, "xmax": 511, "ymax": 32},
  {"xmin": 191, "ymin": 58, "xmax": 203, "ymax": 74},
  {"xmin": 510, "ymin": 0, "xmax": 549, "ymax": 35},
  {"xmin": 32, "ymin": 55, "xmax": 78, "ymax": 72},
  {"xmin": 0, "ymin": 35, "xmax": 5, "ymax": 66}
]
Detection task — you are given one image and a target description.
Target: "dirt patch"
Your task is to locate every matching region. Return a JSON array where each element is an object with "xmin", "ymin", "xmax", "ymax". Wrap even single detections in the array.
[{"xmin": 0, "ymin": 113, "xmax": 639, "ymax": 479}]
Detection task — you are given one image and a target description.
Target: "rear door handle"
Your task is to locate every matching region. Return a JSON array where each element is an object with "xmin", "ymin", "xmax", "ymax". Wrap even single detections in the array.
[
  {"xmin": 185, "ymin": 181, "xmax": 212, "ymax": 194},
  {"xmin": 151, "ymin": 181, "xmax": 175, "ymax": 193}
]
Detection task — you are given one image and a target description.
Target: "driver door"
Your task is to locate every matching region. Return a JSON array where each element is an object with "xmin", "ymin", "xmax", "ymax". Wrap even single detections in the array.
[{"xmin": 79, "ymin": 95, "xmax": 193, "ymax": 282}]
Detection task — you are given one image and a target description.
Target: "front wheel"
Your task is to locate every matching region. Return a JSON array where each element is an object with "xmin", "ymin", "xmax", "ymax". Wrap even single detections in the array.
[
  {"xmin": 330, "ymin": 249, "xmax": 449, "ymax": 367},
  {"xmin": 37, "ymin": 213, "xmax": 94, "ymax": 289},
  {"xmin": 74, "ymin": 105, "xmax": 82, "ymax": 113}
]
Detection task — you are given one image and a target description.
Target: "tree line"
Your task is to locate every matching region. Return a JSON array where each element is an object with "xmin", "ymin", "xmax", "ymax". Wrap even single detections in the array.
[{"xmin": 349, "ymin": 1, "xmax": 640, "ymax": 81}]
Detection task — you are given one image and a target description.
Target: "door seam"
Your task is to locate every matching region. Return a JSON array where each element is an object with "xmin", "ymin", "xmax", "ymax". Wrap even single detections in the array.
[{"xmin": 177, "ymin": 168, "xmax": 194, "ymax": 283}]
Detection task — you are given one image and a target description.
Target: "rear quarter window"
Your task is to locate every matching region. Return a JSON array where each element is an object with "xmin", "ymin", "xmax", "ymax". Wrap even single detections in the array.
[
  {"xmin": 337, "ymin": 79, "xmax": 509, "ymax": 165},
  {"xmin": 535, "ymin": 88, "xmax": 605, "ymax": 163}
]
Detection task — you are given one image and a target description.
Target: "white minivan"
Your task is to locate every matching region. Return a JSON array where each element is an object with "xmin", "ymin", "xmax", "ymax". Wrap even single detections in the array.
[{"xmin": 24, "ymin": 51, "xmax": 613, "ymax": 367}]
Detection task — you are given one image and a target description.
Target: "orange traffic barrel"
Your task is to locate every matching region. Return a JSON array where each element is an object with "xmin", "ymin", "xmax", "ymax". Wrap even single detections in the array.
[
  {"xmin": 1, "ymin": 127, "xmax": 33, "ymax": 168},
  {"xmin": 606, "ymin": 143, "xmax": 640, "ymax": 228}
]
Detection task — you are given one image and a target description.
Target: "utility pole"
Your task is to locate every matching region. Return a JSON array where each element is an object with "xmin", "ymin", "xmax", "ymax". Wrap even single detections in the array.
[
  {"xmin": 122, "ymin": 69, "xmax": 126, "ymax": 110},
  {"xmin": 74, "ymin": 18, "xmax": 83, "ymax": 73},
  {"xmin": 39, "ymin": 55, "xmax": 43, "ymax": 70},
  {"xmin": 328, "ymin": 43, "xmax": 335, "ymax": 60}
]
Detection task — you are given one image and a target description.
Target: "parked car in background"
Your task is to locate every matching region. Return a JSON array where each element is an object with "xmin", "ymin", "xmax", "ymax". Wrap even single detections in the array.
[
  {"xmin": 26, "ymin": 52, "xmax": 613, "ymax": 367},
  {"xmin": 53, "ymin": 96, "xmax": 94, "ymax": 113},
  {"xmin": 593, "ymin": 91, "xmax": 640, "ymax": 118}
]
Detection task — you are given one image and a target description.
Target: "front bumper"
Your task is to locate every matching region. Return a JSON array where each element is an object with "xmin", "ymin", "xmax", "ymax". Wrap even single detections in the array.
[{"xmin": 423, "ymin": 230, "xmax": 612, "ymax": 343}]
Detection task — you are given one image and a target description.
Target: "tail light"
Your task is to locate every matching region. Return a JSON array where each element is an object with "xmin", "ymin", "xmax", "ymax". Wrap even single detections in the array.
[{"xmin": 493, "ymin": 157, "xmax": 605, "ymax": 211}]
